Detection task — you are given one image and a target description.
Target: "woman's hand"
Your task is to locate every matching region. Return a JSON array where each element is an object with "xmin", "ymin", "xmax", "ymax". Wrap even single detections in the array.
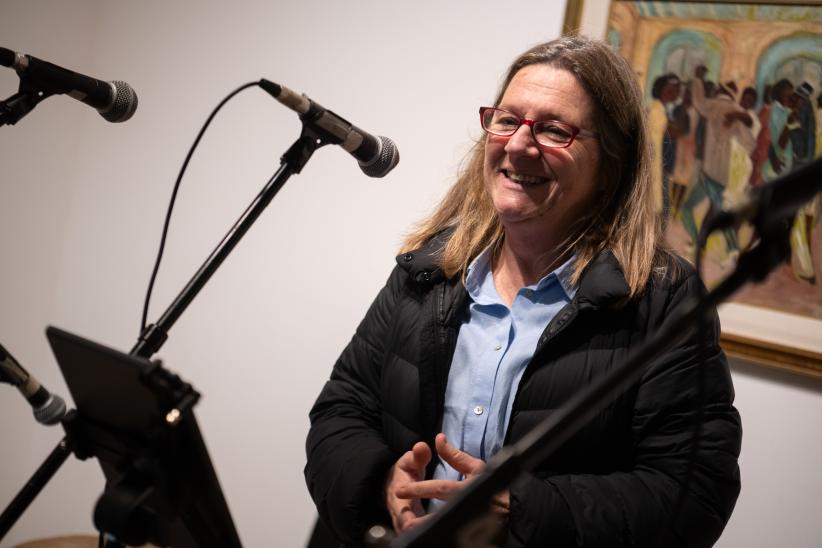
[
  {"xmin": 395, "ymin": 434, "xmax": 510, "ymax": 516},
  {"xmin": 385, "ymin": 441, "xmax": 432, "ymax": 533}
]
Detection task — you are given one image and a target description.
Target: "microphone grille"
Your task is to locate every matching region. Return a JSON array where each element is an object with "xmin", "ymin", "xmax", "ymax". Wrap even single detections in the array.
[
  {"xmin": 359, "ymin": 136, "xmax": 400, "ymax": 178},
  {"xmin": 34, "ymin": 394, "xmax": 67, "ymax": 426},
  {"xmin": 101, "ymin": 80, "xmax": 138, "ymax": 123}
]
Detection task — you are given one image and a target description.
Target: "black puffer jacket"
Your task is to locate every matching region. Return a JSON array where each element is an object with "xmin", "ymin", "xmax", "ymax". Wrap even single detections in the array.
[{"xmin": 305, "ymin": 236, "xmax": 742, "ymax": 547}]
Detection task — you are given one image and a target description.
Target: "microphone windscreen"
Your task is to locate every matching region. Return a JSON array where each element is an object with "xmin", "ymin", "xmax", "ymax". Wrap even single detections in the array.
[
  {"xmin": 101, "ymin": 80, "xmax": 138, "ymax": 122},
  {"xmin": 33, "ymin": 394, "xmax": 67, "ymax": 425},
  {"xmin": 359, "ymin": 136, "xmax": 399, "ymax": 178}
]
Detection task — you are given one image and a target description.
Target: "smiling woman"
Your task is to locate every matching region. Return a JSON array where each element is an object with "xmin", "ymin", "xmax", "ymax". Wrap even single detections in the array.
[
  {"xmin": 481, "ymin": 64, "xmax": 602, "ymax": 299},
  {"xmin": 305, "ymin": 35, "xmax": 742, "ymax": 548},
  {"xmin": 401, "ymin": 37, "xmax": 660, "ymax": 299}
]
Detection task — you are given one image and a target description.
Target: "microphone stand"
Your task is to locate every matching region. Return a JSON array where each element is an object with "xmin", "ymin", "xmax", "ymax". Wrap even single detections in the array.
[
  {"xmin": 387, "ymin": 202, "xmax": 796, "ymax": 548},
  {"xmin": 0, "ymin": 121, "xmax": 334, "ymax": 542},
  {"xmin": 130, "ymin": 122, "xmax": 329, "ymax": 358}
]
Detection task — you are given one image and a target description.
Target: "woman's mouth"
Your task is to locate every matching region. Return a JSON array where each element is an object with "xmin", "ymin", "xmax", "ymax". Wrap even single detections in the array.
[{"xmin": 501, "ymin": 169, "xmax": 550, "ymax": 186}]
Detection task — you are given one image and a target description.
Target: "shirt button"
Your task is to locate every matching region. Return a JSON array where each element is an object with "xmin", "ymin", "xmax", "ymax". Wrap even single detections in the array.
[
  {"xmin": 473, "ymin": 405, "xmax": 484, "ymax": 415},
  {"xmin": 493, "ymin": 344, "xmax": 502, "ymax": 351}
]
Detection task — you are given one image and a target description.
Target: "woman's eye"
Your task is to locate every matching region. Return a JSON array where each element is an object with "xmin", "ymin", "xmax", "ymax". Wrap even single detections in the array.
[
  {"xmin": 494, "ymin": 116, "xmax": 520, "ymax": 128},
  {"xmin": 537, "ymin": 123, "xmax": 572, "ymax": 141}
]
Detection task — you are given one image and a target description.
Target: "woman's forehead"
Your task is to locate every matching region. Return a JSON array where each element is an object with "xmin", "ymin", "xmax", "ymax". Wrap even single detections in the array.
[{"xmin": 499, "ymin": 65, "xmax": 596, "ymax": 125}]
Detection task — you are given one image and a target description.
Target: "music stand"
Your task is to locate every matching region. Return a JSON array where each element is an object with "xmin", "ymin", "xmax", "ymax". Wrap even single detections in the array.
[{"xmin": 46, "ymin": 326, "xmax": 242, "ymax": 547}]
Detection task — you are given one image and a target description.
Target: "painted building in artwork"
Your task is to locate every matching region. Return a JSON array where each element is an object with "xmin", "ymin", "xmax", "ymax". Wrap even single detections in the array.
[{"xmin": 608, "ymin": 2, "xmax": 822, "ymax": 105}]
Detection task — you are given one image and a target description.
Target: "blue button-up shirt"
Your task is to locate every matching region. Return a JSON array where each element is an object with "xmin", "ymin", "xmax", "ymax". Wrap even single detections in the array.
[{"xmin": 430, "ymin": 246, "xmax": 576, "ymax": 509}]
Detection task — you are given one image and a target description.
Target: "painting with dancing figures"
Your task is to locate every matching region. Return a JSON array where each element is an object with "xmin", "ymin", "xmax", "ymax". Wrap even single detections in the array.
[{"xmin": 605, "ymin": 1, "xmax": 822, "ymax": 319}]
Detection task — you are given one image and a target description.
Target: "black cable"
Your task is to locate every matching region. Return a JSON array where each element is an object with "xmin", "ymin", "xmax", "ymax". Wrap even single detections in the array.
[
  {"xmin": 140, "ymin": 81, "xmax": 261, "ymax": 334},
  {"xmin": 682, "ymin": 226, "xmax": 709, "ymax": 515}
]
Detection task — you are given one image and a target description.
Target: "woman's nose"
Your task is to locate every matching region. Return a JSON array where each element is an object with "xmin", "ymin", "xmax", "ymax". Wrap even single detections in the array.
[{"xmin": 504, "ymin": 123, "xmax": 541, "ymax": 157}]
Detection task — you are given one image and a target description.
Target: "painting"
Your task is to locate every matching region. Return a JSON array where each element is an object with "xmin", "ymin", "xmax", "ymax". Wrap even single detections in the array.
[{"xmin": 564, "ymin": 0, "xmax": 822, "ymax": 377}]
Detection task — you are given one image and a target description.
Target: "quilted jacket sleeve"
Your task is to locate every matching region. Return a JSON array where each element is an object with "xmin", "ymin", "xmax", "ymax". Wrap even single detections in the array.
[
  {"xmin": 304, "ymin": 266, "xmax": 406, "ymax": 546},
  {"xmin": 506, "ymin": 270, "xmax": 742, "ymax": 548}
]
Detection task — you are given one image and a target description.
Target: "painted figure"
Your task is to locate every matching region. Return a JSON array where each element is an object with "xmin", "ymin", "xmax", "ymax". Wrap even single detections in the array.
[
  {"xmin": 749, "ymin": 84, "xmax": 772, "ymax": 187},
  {"xmin": 680, "ymin": 67, "xmax": 756, "ymax": 257},
  {"xmin": 789, "ymin": 83, "xmax": 819, "ymax": 283},
  {"xmin": 724, "ymin": 87, "xmax": 760, "ymax": 240},
  {"xmin": 670, "ymin": 87, "xmax": 698, "ymax": 214},
  {"xmin": 791, "ymin": 82, "xmax": 816, "ymax": 166},
  {"xmin": 763, "ymin": 79, "xmax": 795, "ymax": 180},
  {"xmin": 649, "ymin": 73, "xmax": 681, "ymax": 221}
]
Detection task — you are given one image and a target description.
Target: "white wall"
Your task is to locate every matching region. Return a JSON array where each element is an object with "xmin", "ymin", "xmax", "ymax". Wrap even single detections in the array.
[
  {"xmin": 1, "ymin": 2, "xmax": 821, "ymax": 548},
  {"xmin": 719, "ymin": 361, "xmax": 822, "ymax": 548}
]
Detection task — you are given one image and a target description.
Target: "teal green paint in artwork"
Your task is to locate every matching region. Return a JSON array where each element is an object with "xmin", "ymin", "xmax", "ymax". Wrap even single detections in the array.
[
  {"xmin": 755, "ymin": 34, "xmax": 822, "ymax": 97},
  {"xmin": 645, "ymin": 29, "xmax": 723, "ymax": 102}
]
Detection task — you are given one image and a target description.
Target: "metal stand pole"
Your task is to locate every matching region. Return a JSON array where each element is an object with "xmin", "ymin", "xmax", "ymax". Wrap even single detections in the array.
[
  {"xmin": 0, "ymin": 435, "xmax": 73, "ymax": 538},
  {"xmin": 132, "ymin": 126, "xmax": 327, "ymax": 359}
]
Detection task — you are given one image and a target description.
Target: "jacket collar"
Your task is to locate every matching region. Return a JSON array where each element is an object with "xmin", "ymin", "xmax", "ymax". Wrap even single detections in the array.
[
  {"xmin": 395, "ymin": 231, "xmax": 450, "ymax": 284},
  {"xmin": 575, "ymin": 250, "xmax": 631, "ymax": 310},
  {"xmin": 396, "ymin": 233, "xmax": 631, "ymax": 309}
]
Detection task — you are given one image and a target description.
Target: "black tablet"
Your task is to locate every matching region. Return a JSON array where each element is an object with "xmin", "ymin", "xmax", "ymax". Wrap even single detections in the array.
[{"xmin": 46, "ymin": 326, "xmax": 242, "ymax": 548}]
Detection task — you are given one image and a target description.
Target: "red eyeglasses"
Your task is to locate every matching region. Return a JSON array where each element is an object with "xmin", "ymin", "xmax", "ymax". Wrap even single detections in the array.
[{"xmin": 479, "ymin": 106, "xmax": 598, "ymax": 148}]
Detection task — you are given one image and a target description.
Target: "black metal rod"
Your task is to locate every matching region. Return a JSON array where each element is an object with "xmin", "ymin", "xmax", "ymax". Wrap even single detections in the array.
[
  {"xmin": 130, "ymin": 161, "xmax": 295, "ymax": 357},
  {"xmin": 131, "ymin": 130, "xmax": 325, "ymax": 359},
  {"xmin": 0, "ymin": 436, "xmax": 73, "ymax": 540}
]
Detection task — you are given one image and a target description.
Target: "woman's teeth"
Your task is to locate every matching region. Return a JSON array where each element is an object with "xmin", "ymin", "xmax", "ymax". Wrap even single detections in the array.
[{"xmin": 504, "ymin": 170, "xmax": 548, "ymax": 186}]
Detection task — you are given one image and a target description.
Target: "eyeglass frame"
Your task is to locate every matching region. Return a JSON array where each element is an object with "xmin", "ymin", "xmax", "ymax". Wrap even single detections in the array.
[{"xmin": 479, "ymin": 106, "xmax": 599, "ymax": 149}]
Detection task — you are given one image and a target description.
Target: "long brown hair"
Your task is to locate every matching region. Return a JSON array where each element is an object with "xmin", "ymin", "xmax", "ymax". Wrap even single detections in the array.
[{"xmin": 401, "ymin": 35, "xmax": 663, "ymax": 299}]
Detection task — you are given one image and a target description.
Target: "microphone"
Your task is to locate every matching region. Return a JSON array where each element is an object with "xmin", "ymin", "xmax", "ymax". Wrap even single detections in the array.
[
  {"xmin": 700, "ymin": 156, "xmax": 822, "ymax": 242},
  {"xmin": 258, "ymin": 79, "xmax": 399, "ymax": 178},
  {"xmin": 0, "ymin": 46, "xmax": 137, "ymax": 123},
  {"xmin": 0, "ymin": 342, "xmax": 67, "ymax": 425}
]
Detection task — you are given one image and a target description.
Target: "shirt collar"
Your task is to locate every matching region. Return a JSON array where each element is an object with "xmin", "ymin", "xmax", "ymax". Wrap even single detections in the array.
[
  {"xmin": 465, "ymin": 245, "xmax": 578, "ymax": 304},
  {"xmin": 549, "ymin": 254, "xmax": 578, "ymax": 300}
]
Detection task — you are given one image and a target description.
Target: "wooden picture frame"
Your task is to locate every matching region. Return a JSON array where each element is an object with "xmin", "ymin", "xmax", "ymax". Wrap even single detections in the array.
[{"xmin": 563, "ymin": 0, "xmax": 822, "ymax": 378}]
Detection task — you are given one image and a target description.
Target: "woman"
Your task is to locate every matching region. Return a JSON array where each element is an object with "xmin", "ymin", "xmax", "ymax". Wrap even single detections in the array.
[{"xmin": 305, "ymin": 36, "xmax": 741, "ymax": 548}]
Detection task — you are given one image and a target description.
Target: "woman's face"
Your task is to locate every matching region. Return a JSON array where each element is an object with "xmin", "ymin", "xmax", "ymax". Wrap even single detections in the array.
[{"xmin": 483, "ymin": 64, "xmax": 602, "ymax": 237}]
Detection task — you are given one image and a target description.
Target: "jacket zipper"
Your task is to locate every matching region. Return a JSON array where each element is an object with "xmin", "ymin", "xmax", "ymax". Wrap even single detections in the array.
[{"xmin": 503, "ymin": 298, "xmax": 580, "ymax": 444}]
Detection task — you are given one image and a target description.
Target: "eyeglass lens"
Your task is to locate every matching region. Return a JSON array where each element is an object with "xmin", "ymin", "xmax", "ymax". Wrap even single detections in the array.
[{"xmin": 482, "ymin": 108, "xmax": 576, "ymax": 147}]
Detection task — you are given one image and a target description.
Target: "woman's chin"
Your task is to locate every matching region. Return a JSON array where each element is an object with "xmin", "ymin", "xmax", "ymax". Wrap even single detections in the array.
[{"xmin": 495, "ymin": 205, "xmax": 545, "ymax": 226}]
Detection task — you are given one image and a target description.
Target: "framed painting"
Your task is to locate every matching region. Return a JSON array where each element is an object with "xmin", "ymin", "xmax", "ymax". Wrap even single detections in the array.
[{"xmin": 564, "ymin": 0, "xmax": 822, "ymax": 377}]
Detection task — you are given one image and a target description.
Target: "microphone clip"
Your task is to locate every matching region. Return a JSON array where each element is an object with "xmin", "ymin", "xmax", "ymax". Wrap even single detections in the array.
[
  {"xmin": 0, "ymin": 76, "xmax": 56, "ymax": 127},
  {"xmin": 281, "ymin": 120, "xmax": 335, "ymax": 175}
]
